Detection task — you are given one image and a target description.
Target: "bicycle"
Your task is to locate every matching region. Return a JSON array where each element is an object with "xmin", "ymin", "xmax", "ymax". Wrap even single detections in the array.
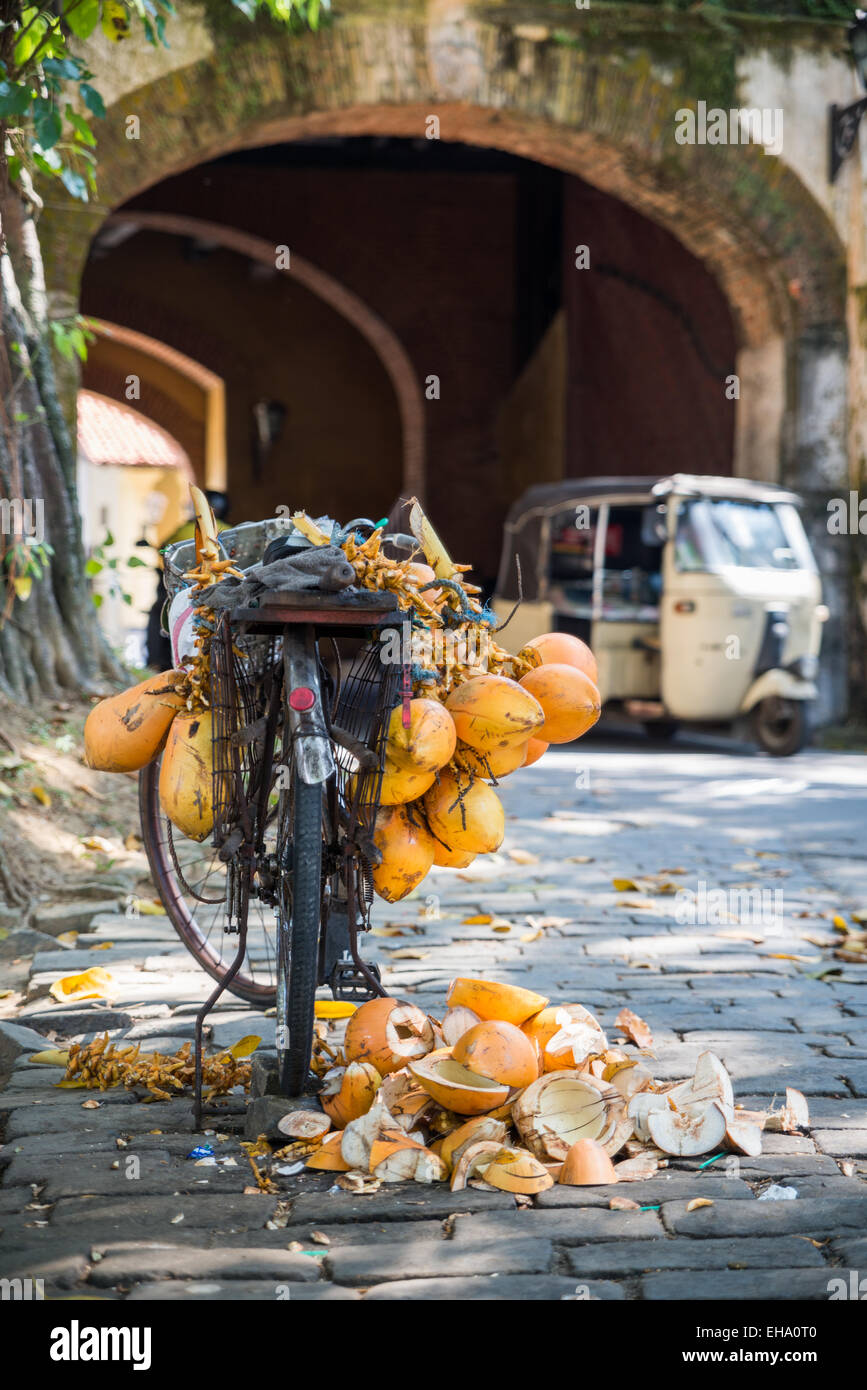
[{"xmin": 139, "ymin": 517, "xmax": 406, "ymax": 1118}]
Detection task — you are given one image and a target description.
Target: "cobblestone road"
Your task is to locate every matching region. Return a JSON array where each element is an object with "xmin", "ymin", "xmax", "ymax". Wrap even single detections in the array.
[{"xmin": 2, "ymin": 732, "xmax": 866, "ymax": 1301}]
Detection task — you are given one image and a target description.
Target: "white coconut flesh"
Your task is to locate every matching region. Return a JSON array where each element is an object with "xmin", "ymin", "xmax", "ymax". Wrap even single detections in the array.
[
  {"xmin": 387, "ymin": 1008, "xmax": 435, "ymax": 1062},
  {"xmin": 528, "ymin": 1079, "xmax": 610, "ymax": 1146},
  {"xmin": 427, "ymin": 1060, "xmax": 506, "ymax": 1092}
]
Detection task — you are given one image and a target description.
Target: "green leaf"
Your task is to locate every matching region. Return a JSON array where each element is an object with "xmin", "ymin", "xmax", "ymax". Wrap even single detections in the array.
[
  {"xmin": 14, "ymin": 11, "xmax": 49, "ymax": 67},
  {"xmin": 34, "ymin": 104, "xmax": 63, "ymax": 150},
  {"xmin": 60, "ymin": 166, "xmax": 88, "ymax": 201},
  {"xmin": 79, "ymin": 83, "xmax": 106, "ymax": 118},
  {"xmin": 63, "ymin": 0, "xmax": 101, "ymax": 40},
  {"xmin": 85, "ymin": 558, "xmax": 103, "ymax": 576},
  {"xmin": 65, "ymin": 106, "xmax": 96, "ymax": 144},
  {"xmin": 127, "ymin": 555, "xmax": 147, "ymax": 567},
  {"xmin": 43, "ymin": 57, "xmax": 83, "ymax": 81},
  {"xmin": 0, "ymin": 80, "xmax": 33, "ymax": 117},
  {"xmin": 91, "ymin": 592, "xmax": 103, "ymax": 609},
  {"xmin": 122, "ymin": 591, "xmax": 132, "ymax": 605}
]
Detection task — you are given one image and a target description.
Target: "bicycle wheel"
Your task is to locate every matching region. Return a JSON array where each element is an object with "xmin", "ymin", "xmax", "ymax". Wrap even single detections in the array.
[
  {"xmin": 276, "ymin": 773, "xmax": 324, "ymax": 1096},
  {"xmin": 139, "ymin": 755, "xmax": 279, "ymax": 1004}
]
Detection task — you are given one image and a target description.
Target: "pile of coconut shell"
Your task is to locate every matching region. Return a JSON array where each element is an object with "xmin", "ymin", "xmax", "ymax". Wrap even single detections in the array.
[{"xmin": 277, "ymin": 979, "xmax": 809, "ymax": 1195}]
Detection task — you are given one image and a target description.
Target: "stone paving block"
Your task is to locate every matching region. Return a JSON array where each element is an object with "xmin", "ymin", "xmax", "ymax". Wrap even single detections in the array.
[
  {"xmin": 127, "ymin": 1279, "xmax": 360, "ymax": 1300},
  {"xmin": 88, "ymin": 1244, "xmax": 322, "ymax": 1286},
  {"xmin": 0, "ymin": 929, "xmax": 65, "ymax": 959},
  {"xmin": 286, "ymin": 1188, "xmax": 514, "ymax": 1226},
  {"xmin": 50, "ymin": 1193, "xmax": 279, "ymax": 1230},
  {"xmin": 3, "ymin": 1150, "xmax": 255, "ymax": 1201},
  {"xmin": 741, "ymin": 1096, "xmax": 867, "ymax": 1128},
  {"xmin": 362, "ymin": 1275, "xmax": 625, "ymax": 1300},
  {"xmin": 828, "ymin": 1236, "xmax": 867, "ymax": 1266},
  {"xmin": 788, "ymin": 1177, "xmax": 867, "ymax": 1198},
  {"xmin": 565, "ymin": 1235, "xmax": 827, "ymax": 1278},
  {"xmin": 0, "ymin": 1239, "xmax": 91, "ymax": 1287},
  {"xmin": 327, "ymin": 1236, "xmax": 553, "ymax": 1285},
  {"xmin": 2, "ymin": 1097, "xmax": 231, "ymax": 1140},
  {"xmin": 813, "ymin": 1128, "xmax": 867, "ymax": 1157},
  {"xmin": 32, "ymin": 901, "xmax": 122, "ymax": 935},
  {"xmin": 641, "ymin": 1268, "xmax": 837, "ymax": 1299},
  {"xmin": 14, "ymin": 1007, "xmax": 133, "ymax": 1036},
  {"xmin": 0, "ymin": 1019, "xmax": 54, "ymax": 1072},
  {"xmin": 661, "ymin": 1195, "xmax": 867, "ymax": 1238},
  {"xmin": 536, "ymin": 1174, "xmax": 754, "ymax": 1206}
]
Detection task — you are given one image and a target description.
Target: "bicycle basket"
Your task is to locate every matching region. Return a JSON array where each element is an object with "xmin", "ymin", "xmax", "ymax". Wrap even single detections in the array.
[
  {"xmin": 209, "ymin": 609, "xmax": 278, "ymax": 848},
  {"xmin": 332, "ymin": 636, "xmax": 401, "ymax": 910}
]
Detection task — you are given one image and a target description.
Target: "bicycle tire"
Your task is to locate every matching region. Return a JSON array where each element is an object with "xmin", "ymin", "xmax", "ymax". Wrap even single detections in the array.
[
  {"xmin": 138, "ymin": 757, "xmax": 277, "ymax": 1005},
  {"xmin": 276, "ymin": 774, "xmax": 323, "ymax": 1096}
]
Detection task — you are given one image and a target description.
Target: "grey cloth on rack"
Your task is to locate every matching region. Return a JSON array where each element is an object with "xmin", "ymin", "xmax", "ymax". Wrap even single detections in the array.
[{"xmin": 198, "ymin": 546, "xmax": 357, "ymax": 611}]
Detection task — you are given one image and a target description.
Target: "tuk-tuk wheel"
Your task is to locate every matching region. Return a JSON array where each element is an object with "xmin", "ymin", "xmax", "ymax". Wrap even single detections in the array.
[{"xmin": 751, "ymin": 697, "xmax": 810, "ymax": 757}]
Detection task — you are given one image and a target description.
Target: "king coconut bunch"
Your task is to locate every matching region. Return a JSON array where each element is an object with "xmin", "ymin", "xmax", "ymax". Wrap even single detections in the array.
[
  {"xmin": 290, "ymin": 501, "xmax": 602, "ymax": 904},
  {"xmin": 83, "ymin": 485, "xmax": 243, "ymax": 841}
]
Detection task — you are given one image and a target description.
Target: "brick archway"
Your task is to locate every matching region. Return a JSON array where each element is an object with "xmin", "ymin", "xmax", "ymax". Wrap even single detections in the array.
[
  {"xmin": 104, "ymin": 212, "xmax": 425, "ymax": 500},
  {"xmin": 78, "ymin": 17, "xmax": 845, "ymax": 352}
]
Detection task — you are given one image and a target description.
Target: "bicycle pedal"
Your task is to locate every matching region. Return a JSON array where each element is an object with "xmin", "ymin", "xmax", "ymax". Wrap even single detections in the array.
[{"xmin": 330, "ymin": 958, "xmax": 382, "ymax": 1002}]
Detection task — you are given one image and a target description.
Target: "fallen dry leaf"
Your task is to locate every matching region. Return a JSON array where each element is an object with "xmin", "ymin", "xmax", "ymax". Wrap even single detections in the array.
[
  {"xmin": 462, "ymin": 914, "xmax": 493, "ymax": 925},
  {"xmin": 310, "ymin": 1230, "xmax": 331, "ymax": 1245},
  {"xmin": 508, "ymin": 849, "xmax": 539, "ymax": 865},
  {"xmin": 609, "ymin": 1196, "xmax": 640, "ymax": 1211},
  {"xmin": 615, "ymin": 1007, "xmax": 654, "ymax": 1049},
  {"xmin": 686, "ymin": 1198, "xmax": 714, "ymax": 1212},
  {"xmin": 31, "ymin": 785, "xmax": 51, "ymax": 807}
]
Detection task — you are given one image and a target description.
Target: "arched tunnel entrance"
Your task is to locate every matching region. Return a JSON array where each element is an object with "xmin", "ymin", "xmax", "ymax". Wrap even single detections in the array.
[{"xmin": 80, "ymin": 135, "xmax": 738, "ymax": 587}]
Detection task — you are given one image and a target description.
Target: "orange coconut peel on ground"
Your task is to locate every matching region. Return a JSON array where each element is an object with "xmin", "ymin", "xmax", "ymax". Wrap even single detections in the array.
[{"xmin": 262, "ymin": 980, "xmax": 809, "ymax": 1195}]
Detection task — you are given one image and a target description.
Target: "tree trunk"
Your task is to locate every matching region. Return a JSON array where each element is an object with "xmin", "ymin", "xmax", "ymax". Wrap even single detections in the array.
[{"xmin": 0, "ymin": 149, "xmax": 125, "ymax": 702}]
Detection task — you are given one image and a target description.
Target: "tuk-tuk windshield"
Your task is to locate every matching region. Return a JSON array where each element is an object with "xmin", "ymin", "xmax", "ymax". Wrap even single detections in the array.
[{"xmin": 674, "ymin": 499, "xmax": 815, "ymax": 573}]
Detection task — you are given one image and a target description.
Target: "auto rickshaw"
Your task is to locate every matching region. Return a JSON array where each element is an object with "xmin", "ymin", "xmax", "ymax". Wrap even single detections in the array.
[{"xmin": 492, "ymin": 474, "xmax": 828, "ymax": 755}]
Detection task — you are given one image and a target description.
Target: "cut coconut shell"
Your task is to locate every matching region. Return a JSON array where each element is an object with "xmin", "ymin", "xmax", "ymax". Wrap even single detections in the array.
[
  {"xmin": 277, "ymin": 1110, "xmax": 331, "ymax": 1141},
  {"xmin": 344, "ymin": 998, "xmax": 435, "ymax": 1077},
  {"xmin": 320, "ymin": 1061, "xmax": 382, "ymax": 1129},
  {"xmin": 614, "ymin": 1007, "xmax": 653, "ymax": 1050},
  {"xmin": 647, "ymin": 1100, "xmax": 728, "ymax": 1157},
  {"xmin": 441, "ymin": 1006, "xmax": 481, "ymax": 1047},
  {"xmin": 450, "ymin": 1140, "xmax": 503, "ymax": 1192},
  {"xmin": 306, "ymin": 1133, "xmax": 352, "ymax": 1172},
  {"xmin": 522, "ymin": 1003, "xmax": 607, "ymax": 1071},
  {"xmin": 409, "ymin": 1050, "xmax": 510, "ymax": 1116},
  {"xmin": 440, "ymin": 1115, "xmax": 508, "ymax": 1171},
  {"xmin": 559, "ymin": 1138, "xmax": 619, "ymax": 1186},
  {"xmin": 446, "ymin": 977, "xmax": 549, "ymax": 1027},
  {"xmin": 512, "ymin": 1071, "xmax": 623, "ymax": 1162},
  {"xmin": 451, "ymin": 1019, "xmax": 539, "ymax": 1089},
  {"xmin": 482, "ymin": 1147, "xmax": 553, "ymax": 1195}
]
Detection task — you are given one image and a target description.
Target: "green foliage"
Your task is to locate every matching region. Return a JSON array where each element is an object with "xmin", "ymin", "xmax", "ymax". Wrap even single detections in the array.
[
  {"xmin": 0, "ymin": 0, "xmax": 320, "ymax": 210},
  {"xmin": 48, "ymin": 315, "xmax": 96, "ymax": 363},
  {"xmin": 84, "ymin": 529, "xmax": 147, "ymax": 610}
]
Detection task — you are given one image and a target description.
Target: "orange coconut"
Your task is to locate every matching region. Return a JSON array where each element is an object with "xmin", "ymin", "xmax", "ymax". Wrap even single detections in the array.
[
  {"xmin": 84, "ymin": 670, "xmax": 186, "ymax": 773},
  {"xmin": 445, "ymin": 673, "xmax": 544, "ymax": 755},
  {"xmin": 521, "ymin": 631, "xmax": 599, "ymax": 685},
  {"xmin": 452, "ymin": 1019, "xmax": 540, "ymax": 1089},
  {"xmin": 522, "ymin": 1004, "xmax": 608, "ymax": 1072},
  {"xmin": 431, "ymin": 839, "xmax": 476, "ymax": 869},
  {"xmin": 305, "ymin": 1133, "xmax": 352, "ymax": 1171},
  {"xmin": 409, "ymin": 1049, "xmax": 510, "ymax": 1116},
  {"xmin": 522, "ymin": 737, "xmax": 549, "ymax": 768},
  {"xmin": 385, "ymin": 698, "xmax": 456, "ymax": 775},
  {"xmin": 343, "ymin": 998, "xmax": 436, "ymax": 1077},
  {"xmin": 454, "ymin": 740, "xmax": 529, "ymax": 781},
  {"xmin": 377, "ymin": 757, "xmax": 437, "ymax": 807},
  {"xmin": 518, "ymin": 664, "xmax": 601, "ymax": 744},
  {"xmin": 423, "ymin": 770, "xmax": 505, "ymax": 855},
  {"xmin": 559, "ymin": 1137, "xmax": 619, "ymax": 1186},
  {"xmin": 371, "ymin": 804, "xmax": 436, "ymax": 902},
  {"xmin": 447, "ymin": 977, "xmax": 549, "ymax": 1027}
]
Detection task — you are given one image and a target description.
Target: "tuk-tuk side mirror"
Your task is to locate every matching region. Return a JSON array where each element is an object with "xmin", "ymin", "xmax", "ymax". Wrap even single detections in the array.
[{"xmin": 641, "ymin": 505, "xmax": 668, "ymax": 547}]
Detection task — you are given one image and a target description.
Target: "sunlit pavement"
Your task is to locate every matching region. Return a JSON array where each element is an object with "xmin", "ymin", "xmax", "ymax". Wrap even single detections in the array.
[{"xmin": 1, "ymin": 731, "xmax": 866, "ymax": 1300}]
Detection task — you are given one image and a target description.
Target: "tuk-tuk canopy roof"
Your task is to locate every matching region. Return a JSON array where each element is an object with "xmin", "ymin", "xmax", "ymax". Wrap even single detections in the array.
[{"xmin": 496, "ymin": 474, "xmax": 805, "ymax": 601}]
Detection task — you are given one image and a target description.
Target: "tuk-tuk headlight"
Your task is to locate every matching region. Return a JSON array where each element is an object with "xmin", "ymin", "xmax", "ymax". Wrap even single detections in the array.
[{"xmin": 789, "ymin": 655, "xmax": 818, "ymax": 681}]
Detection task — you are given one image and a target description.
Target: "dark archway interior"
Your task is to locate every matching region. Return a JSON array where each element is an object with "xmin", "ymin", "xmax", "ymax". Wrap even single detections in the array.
[{"xmin": 81, "ymin": 136, "xmax": 737, "ymax": 584}]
